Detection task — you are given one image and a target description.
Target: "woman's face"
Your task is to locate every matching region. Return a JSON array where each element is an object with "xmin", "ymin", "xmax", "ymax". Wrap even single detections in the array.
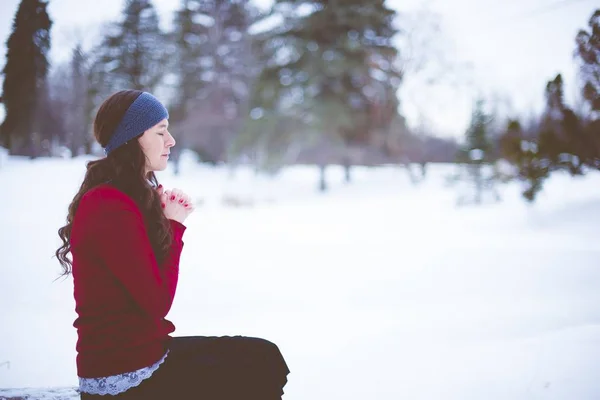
[{"xmin": 138, "ymin": 118, "xmax": 175, "ymax": 173}]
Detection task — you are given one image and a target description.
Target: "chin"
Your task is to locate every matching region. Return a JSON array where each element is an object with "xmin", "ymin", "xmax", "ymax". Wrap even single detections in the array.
[{"xmin": 149, "ymin": 163, "xmax": 167, "ymax": 172}]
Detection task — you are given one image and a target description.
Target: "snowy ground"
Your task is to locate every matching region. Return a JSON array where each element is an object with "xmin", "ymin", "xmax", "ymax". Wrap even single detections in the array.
[{"xmin": 1, "ymin": 153, "xmax": 600, "ymax": 400}]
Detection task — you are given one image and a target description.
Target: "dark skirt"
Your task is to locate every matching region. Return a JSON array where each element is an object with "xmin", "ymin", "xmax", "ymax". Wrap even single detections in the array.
[{"xmin": 80, "ymin": 335, "xmax": 290, "ymax": 400}]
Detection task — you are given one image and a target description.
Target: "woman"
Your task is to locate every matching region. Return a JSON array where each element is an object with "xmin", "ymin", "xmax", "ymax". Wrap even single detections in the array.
[{"xmin": 55, "ymin": 90, "xmax": 290, "ymax": 399}]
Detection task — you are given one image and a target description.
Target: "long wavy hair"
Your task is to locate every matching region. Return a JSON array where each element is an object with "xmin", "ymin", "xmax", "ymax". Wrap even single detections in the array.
[{"xmin": 55, "ymin": 89, "xmax": 172, "ymax": 276}]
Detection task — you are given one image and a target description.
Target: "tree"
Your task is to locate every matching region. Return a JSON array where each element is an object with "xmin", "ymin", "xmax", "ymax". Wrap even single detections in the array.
[
  {"xmin": 499, "ymin": 74, "xmax": 591, "ymax": 203},
  {"xmin": 574, "ymin": 9, "xmax": 600, "ymax": 168},
  {"xmin": 0, "ymin": 0, "xmax": 52, "ymax": 156},
  {"xmin": 539, "ymin": 74, "xmax": 589, "ymax": 175},
  {"xmin": 455, "ymin": 97, "xmax": 498, "ymax": 205},
  {"xmin": 463, "ymin": 98, "xmax": 493, "ymax": 162},
  {"xmin": 244, "ymin": 0, "xmax": 402, "ymax": 190},
  {"xmin": 499, "ymin": 118, "xmax": 550, "ymax": 202},
  {"xmin": 583, "ymin": 119, "xmax": 600, "ymax": 169},
  {"xmin": 93, "ymin": 0, "xmax": 169, "ymax": 93},
  {"xmin": 171, "ymin": 0, "xmax": 261, "ymax": 170},
  {"xmin": 65, "ymin": 44, "xmax": 91, "ymax": 156},
  {"xmin": 47, "ymin": 43, "xmax": 98, "ymax": 157},
  {"xmin": 575, "ymin": 9, "xmax": 600, "ymax": 115}
]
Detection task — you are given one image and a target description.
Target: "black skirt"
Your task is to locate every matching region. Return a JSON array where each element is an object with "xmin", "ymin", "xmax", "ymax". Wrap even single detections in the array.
[{"xmin": 80, "ymin": 335, "xmax": 290, "ymax": 400}]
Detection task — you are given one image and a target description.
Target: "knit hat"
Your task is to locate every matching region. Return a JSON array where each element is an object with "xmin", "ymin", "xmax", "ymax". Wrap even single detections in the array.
[{"xmin": 103, "ymin": 92, "xmax": 169, "ymax": 156}]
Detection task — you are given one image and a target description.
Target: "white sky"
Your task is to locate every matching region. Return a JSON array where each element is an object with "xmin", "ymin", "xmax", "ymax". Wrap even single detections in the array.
[{"xmin": 0, "ymin": 0, "xmax": 597, "ymax": 138}]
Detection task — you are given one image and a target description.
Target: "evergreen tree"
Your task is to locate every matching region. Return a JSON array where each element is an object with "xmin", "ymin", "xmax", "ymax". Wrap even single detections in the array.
[
  {"xmin": 244, "ymin": 0, "xmax": 401, "ymax": 189},
  {"xmin": 47, "ymin": 43, "xmax": 96, "ymax": 156},
  {"xmin": 66, "ymin": 44, "xmax": 90, "ymax": 157},
  {"xmin": 500, "ymin": 74, "xmax": 590, "ymax": 203},
  {"xmin": 456, "ymin": 98, "xmax": 497, "ymax": 204},
  {"xmin": 171, "ymin": 0, "xmax": 260, "ymax": 167},
  {"xmin": 575, "ymin": 9, "xmax": 600, "ymax": 114},
  {"xmin": 499, "ymin": 119, "xmax": 550, "ymax": 202},
  {"xmin": 463, "ymin": 98, "xmax": 493, "ymax": 163},
  {"xmin": 86, "ymin": 47, "xmax": 114, "ymax": 151},
  {"xmin": 78, "ymin": 46, "xmax": 97, "ymax": 155},
  {"xmin": 94, "ymin": 0, "xmax": 169, "ymax": 93},
  {"xmin": 0, "ymin": 0, "xmax": 52, "ymax": 156},
  {"xmin": 574, "ymin": 9, "xmax": 600, "ymax": 168},
  {"xmin": 540, "ymin": 74, "xmax": 588, "ymax": 175},
  {"xmin": 171, "ymin": 0, "xmax": 206, "ymax": 126},
  {"xmin": 583, "ymin": 119, "xmax": 600, "ymax": 169}
]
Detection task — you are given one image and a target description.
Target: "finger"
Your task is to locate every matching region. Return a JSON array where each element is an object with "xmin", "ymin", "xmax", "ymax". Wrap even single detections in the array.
[
  {"xmin": 178, "ymin": 193, "xmax": 191, "ymax": 206},
  {"xmin": 170, "ymin": 188, "xmax": 182, "ymax": 202},
  {"xmin": 167, "ymin": 190, "xmax": 177, "ymax": 202},
  {"xmin": 172, "ymin": 189, "xmax": 186, "ymax": 205},
  {"xmin": 156, "ymin": 184, "xmax": 164, "ymax": 196}
]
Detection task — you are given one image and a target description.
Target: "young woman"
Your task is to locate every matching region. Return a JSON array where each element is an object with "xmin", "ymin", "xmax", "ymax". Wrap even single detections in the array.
[{"xmin": 55, "ymin": 90, "xmax": 290, "ymax": 399}]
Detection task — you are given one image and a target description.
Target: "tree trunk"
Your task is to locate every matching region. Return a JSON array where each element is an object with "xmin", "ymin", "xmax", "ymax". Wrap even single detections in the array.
[
  {"xmin": 69, "ymin": 136, "xmax": 78, "ymax": 158},
  {"xmin": 474, "ymin": 164, "xmax": 482, "ymax": 204},
  {"xmin": 172, "ymin": 146, "xmax": 181, "ymax": 176},
  {"xmin": 2, "ymin": 129, "xmax": 12, "ymax": 152},
  {"xmin": 174, "ymin": 155, "xmax": 180, "ymax": 176},
  {"xmin": 28, "ymin": 132, "xmax": 40, "ymax": 159},
  {"xmin": 319, "ymin": 164, "xmax": 327, "ymax": 192},
  {"xmin": 83, "ymin": 138, "xmax": 92, "ymax": 155},
  {"xmin": 344, "ymin": 160, "xmax": 351, "ymax": 183}
]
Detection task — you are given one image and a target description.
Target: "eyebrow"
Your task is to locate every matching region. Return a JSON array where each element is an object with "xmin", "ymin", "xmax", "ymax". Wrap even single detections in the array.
[{"xmin": 158, "ymin": 123, "xmax": 169, "ymax": 129}]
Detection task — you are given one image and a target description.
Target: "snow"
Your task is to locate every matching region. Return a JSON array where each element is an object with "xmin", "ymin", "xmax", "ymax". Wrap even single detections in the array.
[
  {"xmin": 1, "ymin": 153, "xmax": 600, "ymax": 399},
  {"xmin": 0, "ymin": 147, "xmax": 8, "ymax": 169},
  {"xmin": 0, "ymin": 387, "xmax": 79, "ymax": 400}
]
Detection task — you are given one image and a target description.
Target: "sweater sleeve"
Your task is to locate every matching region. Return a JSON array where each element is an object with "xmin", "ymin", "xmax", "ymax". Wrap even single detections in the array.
[{"xmin": 85, "ymin": 189, "xmax": 186, "ymax": 319}]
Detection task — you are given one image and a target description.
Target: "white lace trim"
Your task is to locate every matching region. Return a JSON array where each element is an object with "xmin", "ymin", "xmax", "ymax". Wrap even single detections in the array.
[{"xmin": 78, "ymin": 350, "xmax": 169, "ymax": 395}]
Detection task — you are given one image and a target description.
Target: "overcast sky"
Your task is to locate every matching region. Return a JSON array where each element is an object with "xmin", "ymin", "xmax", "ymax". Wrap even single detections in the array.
[{"xmin": 0, "ymin": 0, "xmax": 597, "ymax": 138}]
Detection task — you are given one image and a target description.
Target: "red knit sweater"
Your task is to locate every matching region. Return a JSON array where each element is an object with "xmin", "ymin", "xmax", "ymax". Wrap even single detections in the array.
[{"xmin": 70, "ymin": 183, "xmax": 186, "ymax": 378}]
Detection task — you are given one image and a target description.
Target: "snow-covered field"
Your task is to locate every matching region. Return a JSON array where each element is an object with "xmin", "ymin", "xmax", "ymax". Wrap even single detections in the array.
[{"xmin": 1, "ymin": 153, "xmax": 600, "ymax": 400}]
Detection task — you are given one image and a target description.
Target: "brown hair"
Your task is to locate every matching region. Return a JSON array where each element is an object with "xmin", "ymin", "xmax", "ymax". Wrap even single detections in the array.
[{"xmin": 55, "ymin": 89, "xmax": 172, "ymax": 276}]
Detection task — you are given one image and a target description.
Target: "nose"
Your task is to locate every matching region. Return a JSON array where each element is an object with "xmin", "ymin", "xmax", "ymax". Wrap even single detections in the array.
[{"xmin": 165, "ymin": 131, "xmax": 176, "ymax": 148}]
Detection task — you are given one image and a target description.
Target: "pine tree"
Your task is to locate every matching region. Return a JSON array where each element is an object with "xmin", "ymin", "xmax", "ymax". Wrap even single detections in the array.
[
  {"xmin": 47, "ymin": 43, "xmax": 95, "ymax": 156},
  {"xmin": 94, "ymin": 0, "xmax": 168, "ymax": 93},
  {"xmin": 540, "ymin": 74, "xmax": 588, "ymax": 175},
  {"xmin": 464, "ymin": 98, "xmax": 493, "ymax": 162},
  {"xmin": 499, "ymin": 119, "xmax": 550, "ymax": 202},
  {"xmin": 575, "ymin": 9, "xmax": 600, "ymax": 114},
  {"xmin": 67, "ymin": 44, "xmax": 89, "ymax": 157},
  {"xmin": 456, "ymin": 98, "xmax": 497, "ymax": 205},
  {"xmin": 76, "ymin": 45, "xmax": 97, "ymax": 155},
  {"xmin": 499, "ymin": 74, "xmax": 591, "ymax": 203},
  {"xmin": 244, "ymin": 0, "xmax": 401, "ymax": 189},
  {"xmin": 583, "ymin": 119, "xmax": 600, "ymax": 169},
  {"xmin": 574, "ymin": 9, "xmax": 600, "ymax": 168},
  {"xmin": 0, "ymin": 0, "xmax": 52, "ymax": 156},
  {"xmin": 171, "ymin": 0, "xmax": 260, "ymax": 166},
  {"xmin": 170, "ymin": 0, "xmax": 206, "ymax": 126}
]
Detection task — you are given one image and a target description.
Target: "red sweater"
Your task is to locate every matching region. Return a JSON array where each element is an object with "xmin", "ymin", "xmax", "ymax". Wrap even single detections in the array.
[{"xmin": 70, "ymin": 183, "xmax": 186, "ymax": 378}]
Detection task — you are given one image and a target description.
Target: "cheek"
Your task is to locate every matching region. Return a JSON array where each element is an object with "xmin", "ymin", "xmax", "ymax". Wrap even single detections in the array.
[{"xmin": 152, "ymin": 139, "xmax": 163, "ymax": 153}]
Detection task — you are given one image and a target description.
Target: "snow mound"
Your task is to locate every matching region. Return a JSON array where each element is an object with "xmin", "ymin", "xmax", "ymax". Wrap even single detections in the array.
[{"xmin": 0, "ymin": 387, "xmax": 78, "ymax": 400}]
